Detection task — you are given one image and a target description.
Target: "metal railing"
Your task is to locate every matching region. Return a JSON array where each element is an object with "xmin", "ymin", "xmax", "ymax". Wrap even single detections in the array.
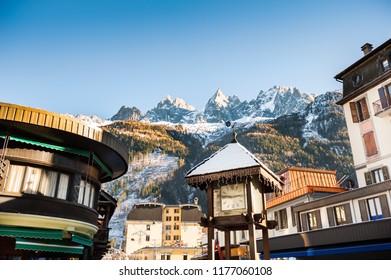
[{"xmin": 373, "ymin": 99, "xmax": 391, "ymax": 115}]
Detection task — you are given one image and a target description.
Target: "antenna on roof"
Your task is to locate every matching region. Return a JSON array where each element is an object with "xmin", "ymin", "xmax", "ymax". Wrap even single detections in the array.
[{"xmin": 225, "ymin": 121, "xmax": 237, "ymax": 143}]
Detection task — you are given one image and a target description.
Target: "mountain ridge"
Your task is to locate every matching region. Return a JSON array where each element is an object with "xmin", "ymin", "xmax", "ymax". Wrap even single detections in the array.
[{"xmin": 110, "ymin": 85, "xmax": 319, "ymax": 124}]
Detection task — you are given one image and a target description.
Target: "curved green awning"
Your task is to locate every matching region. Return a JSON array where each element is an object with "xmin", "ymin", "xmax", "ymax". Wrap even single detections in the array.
[
  {"xmin": 0, "ymin": 226, "xmax": 63, "ymax": 240},
  {"xmin": 0, "ymin": 134, "xmax": 113, "ymax": 178},
  {"xmin": 71, "ymin": 233, "xmax": 93, "ymax": 247},
  {"xmin": 15, "ymin": 238, "xmax": 84, "ymax": 254}
]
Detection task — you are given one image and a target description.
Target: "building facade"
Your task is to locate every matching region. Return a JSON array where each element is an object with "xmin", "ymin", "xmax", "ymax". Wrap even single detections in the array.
[
  {"xmin": 255, "ymin": 39, "xmax": 391, "ymax": 259},
  {"xmin": 124, "ymin": 202, "xmax": 205, "ymax": 258},
  {"xmin": 0, "ymin": 102, "xmax": 128, "ymax": 259},
  {"xmin": 335, "ymin": 39, "xmax": 391, "ymax": 188}
]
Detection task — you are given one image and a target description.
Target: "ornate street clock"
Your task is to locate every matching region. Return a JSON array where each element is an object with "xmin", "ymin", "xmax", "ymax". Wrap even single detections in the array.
[
  {"xmin": 214, "ymin": 183, "xmax": 246, "ymax": 216},
  {"xmin": 185, "ymin": 138, "xmax": 283, "ymax": 260},
  {"xmin": 221, "ymin": 183, "xmax": 246, "ymax": 211}
]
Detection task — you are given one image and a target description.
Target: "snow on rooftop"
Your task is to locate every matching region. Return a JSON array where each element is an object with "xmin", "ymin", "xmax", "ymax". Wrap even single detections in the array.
[{"xmin": 186, "ymin": 141, "xmax": 279, "ymax": 182}]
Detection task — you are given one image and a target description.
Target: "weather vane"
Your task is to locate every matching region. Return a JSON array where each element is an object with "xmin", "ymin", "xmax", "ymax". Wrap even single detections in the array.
[{"xmin": 225, "ymin": 121, "xmax": 237, "ymax": 143}]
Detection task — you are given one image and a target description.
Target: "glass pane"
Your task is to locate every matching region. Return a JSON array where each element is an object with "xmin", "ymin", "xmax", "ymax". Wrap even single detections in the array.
[
  {"xmin": 77, "ymin": 181, "xmax": 85, "ymax": 204},
  {"xmin": 6, "ymin": 165, "xmax": 26, "ymax": 193},
  {"xmin": 83, "ymin": 182, "xmax": 90, "ymax": 207},
  {"xmin": 89, "ymin": 185, "xmax": 95, "ymax": 207},
  {"xmin": 39, "ymin": 170, "xmax": 58, "ymax": 197},
  {"xmin": 374, "ymin": 197, "xmax": 383, "ymax": 218},
  {"xmin": 367, "ymin": 199, "xmax": 377, "ymax": 220},
  {"xmin": 57, "ymin": 174, "xmax": 69, "ymax": 199},
  {"xmin": 23, "ymin": 167, "xmax": 42, "ymax": 194}
]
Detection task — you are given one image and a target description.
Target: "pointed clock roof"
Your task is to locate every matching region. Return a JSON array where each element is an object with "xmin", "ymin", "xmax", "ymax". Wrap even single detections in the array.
[{"xmin": 185, "ymin": 140, "xmax": 283, "ymax": 191}]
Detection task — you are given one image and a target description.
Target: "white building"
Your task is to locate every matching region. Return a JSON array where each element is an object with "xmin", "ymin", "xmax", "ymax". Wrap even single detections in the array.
[
  {"xmin": 335, "ymin": 40, "xmax": 391, "ymax": 188},
  {"xmin": 124, "ymin": 202, "xmax": 205, "ymax": 257}
]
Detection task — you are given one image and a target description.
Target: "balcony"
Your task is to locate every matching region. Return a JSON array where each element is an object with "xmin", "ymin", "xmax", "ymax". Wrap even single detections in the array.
[{"xmin": 373, "ymin": 99, "xmax": 391, "ymax": 117}]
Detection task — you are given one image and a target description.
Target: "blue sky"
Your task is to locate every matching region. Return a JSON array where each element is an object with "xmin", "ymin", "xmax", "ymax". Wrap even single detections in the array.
[{"xmin": 1, "ymin": 0, "xmax": 391, "ymax": 118}]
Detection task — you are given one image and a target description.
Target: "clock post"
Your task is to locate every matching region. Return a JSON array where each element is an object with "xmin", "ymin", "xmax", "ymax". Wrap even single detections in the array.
[{"xmin": 185, "ymin": 137, "xmax": 283, "ymax": 260}]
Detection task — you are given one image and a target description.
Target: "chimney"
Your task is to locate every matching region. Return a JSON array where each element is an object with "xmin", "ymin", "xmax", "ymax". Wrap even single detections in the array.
[{"xmin": 361, "ymin": 43, "xmax": 373, "ymax": 55}]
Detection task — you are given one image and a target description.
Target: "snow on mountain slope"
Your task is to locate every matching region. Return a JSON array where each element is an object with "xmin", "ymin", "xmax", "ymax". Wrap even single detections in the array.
[{"xmin": 102, "ymin": 151, "xmax": 179, "ymax": 248}]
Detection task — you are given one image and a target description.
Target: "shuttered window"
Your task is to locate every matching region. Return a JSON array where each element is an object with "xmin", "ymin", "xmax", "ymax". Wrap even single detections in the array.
[
  {"xmin": 363, "ymin": 131, "xmax": 377, "ymax": 157},
  {"xmin": 327, "ymin": 203, "xmax": 353, "ymax": 227},
  {"xmin": 274, "ymin": 209, "xmax": 288, "ymax": 230},
  {"xmin": 358, "ymin": 195, "xmax": 390, "ymax": 222},
  {"xmin": 364, "ymin": 166, "xmax": 389, "ymax": 186},
  {"xmin": 301, "ymin": 210, "xmax": 322, "ymax": 231},
  {"xmin": 350, "ymin": 97, "xmax": 370, "ymax": 123}
]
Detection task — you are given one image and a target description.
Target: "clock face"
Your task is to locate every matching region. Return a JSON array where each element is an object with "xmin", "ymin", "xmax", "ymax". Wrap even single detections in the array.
[{"xmin": 220, "ymin": 183, "xmax": 246, "ymax": 211}]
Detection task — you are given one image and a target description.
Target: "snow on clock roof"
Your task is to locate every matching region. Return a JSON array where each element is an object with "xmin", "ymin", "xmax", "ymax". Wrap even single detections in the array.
[{"xmin": 185, "ymin": 140, "xmax": 283, "ymax": 188}]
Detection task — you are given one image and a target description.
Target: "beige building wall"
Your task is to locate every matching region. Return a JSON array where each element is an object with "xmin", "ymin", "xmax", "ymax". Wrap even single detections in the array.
[{"xmin": 124, "ymin": 220, "xmax": 162, "ymax": 254}]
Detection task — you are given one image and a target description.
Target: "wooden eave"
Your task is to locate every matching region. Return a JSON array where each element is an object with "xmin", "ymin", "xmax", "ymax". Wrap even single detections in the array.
[{"xmin": 266, "ymin": 186, "xmax": 345, "ymax": 208}]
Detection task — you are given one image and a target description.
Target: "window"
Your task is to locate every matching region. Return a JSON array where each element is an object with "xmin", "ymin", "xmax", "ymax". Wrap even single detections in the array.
[
  {"xmin": 364, "ymin": 166, "xmax": 389, "ymax": 185},
  {"xmin": 300, "ymin": 210, "xmax": 322, "ymax": 231},
  {"xmin": 165, "ymin": 225, "xmax": 171, "ymax": 231},
  {"xmin": 4, "ymin": 164, "xmax": 69, "ymax": 200},
  {"xmin": 174, "ymin": 224, "xmax": 179, "ymax": 230},
  {"xmin": 359, "ymin": 194, "xmax": 390, "ymax": 221},
  {"xmin": 363, "ymin": 131, "xmax": 378, "ymax": 157},
  {"xmin": 174, "ymin": 209, "xmax": 180, "ymax": 213},
  {"xmin": 382, "ymin": 58, "xmax": 390, "ymax": 71},
  {"xmin": 308, "ymin": 212, "xmax": 318, "ymax": 230},
  {"xmin": 165, "ymin": 235, "xmax": 171, "ymax": 241},
  {"xmin": 174, "ymin": 235, "xmax": 180, "ymax": 240},
  {"xmin": 146, "ymin": 225, "xmax": 150, "ymax": 231},
  {"xmin": 6, "ymin": 165, "xmax": 26, "ymax": 193},
  {"xmin": 22, "ymin": 167, "xmax": 42, "ymax": 194},
  {"xmin": 183, "ymin": 254, "xmax": 188, "ymax": 260},
  {"xmin": 367, "ymin": 197, "xmax": 383, "ymax": 220},
  {"xmin": 327, "ymin": 203, "xmax": 352, "ymax": 227},
  {"xmin": 350, "ymin": 97, "xmax": 370, "ymax": 123},
  {"xmin": 146, "ymin": 235, "xmax": 150, "ymax": 242},
  {"xmin": 165, "ymin": 216, "xmax": 171, "ymax": 221},
  {"xmin": 274, "ymin": 209, "xmax": 288, "ymax": 230},
  {"xmin": 174, "ymin": 216, "xmax": 180, "ymax": 221},
  {"xmin": 77, "ymin": 179, "xmax": 96, "ymax": 208}
]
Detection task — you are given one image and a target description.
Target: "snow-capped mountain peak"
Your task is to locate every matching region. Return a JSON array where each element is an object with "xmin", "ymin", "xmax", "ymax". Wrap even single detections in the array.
[{"xmin": 211, "ymin": 88, "xmax": 229, "ymax": 108}]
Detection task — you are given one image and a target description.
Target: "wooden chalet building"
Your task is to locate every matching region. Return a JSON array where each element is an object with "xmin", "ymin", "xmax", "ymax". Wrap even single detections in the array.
[{"xmin": 0, "ymin": 102, "xmax": 128, "ymax": 259}]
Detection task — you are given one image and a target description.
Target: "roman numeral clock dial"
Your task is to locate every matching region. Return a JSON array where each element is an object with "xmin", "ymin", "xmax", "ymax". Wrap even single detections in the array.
[{"xmin": 220, "ymin": 183, "xmax": 246, "ymax": 211}]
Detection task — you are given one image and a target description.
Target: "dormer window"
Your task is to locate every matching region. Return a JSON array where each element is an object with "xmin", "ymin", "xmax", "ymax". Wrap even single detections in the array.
[{"xmin": 382, "ymin": 58, "xmax": 390, "ymax": 72}]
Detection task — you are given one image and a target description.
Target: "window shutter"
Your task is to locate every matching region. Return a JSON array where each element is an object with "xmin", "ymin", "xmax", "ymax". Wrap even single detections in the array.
[
  {"xmin": 358, "ymin": 199, "xmax": 369, "ymax": 221},
  {"xmin": 382, "ymin": 166, "xmax": 390, "ymax": 181},
  {"xmin": 363, "ymin": 131, "xmax": 378, "ymax": 157},
  {"xmin": 344, "ymin": 203, "xmax": 353, "ymax": 224},
  {"xmin": 379, "ymin": 194, "xmax": 390, "ymax": 218},
  {"xmin": 315, "ymin": 210, "xmax": 322, "ymax": 229},
  {"xmin": 364, "ymin": 171, "xmax": 373, "ymax": 186},
  {"xmin": 274, "ymin": 212, "xmax": 279, "ymax": 230},
  {"xmin": 291, "ymin": 207, "xmax": 296, "ymax": 227},
  {"xmin": 378, "ymin": 87, "xmax": 388, "ymax": 109},
  {"xmin": 300, "ymin": 213, "xmax": 308, "ymax": 232},
  {"xmin": 349, "ymin": 102, "xmax": 359, "ymax": 123},
  {"xmin": 327, "ymin": 207, "xmax": 335, "ymax": 227},
  {"xmin": 361, "ymin": 98, "xmax": 370, "ymax": 120}
]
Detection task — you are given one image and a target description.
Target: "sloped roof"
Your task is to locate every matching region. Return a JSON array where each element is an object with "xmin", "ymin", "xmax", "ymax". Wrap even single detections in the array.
[
  {"xmin": 185, "ymin": 141, "xmax": 283, "ymax": 189},
  {"xmin": 126, "ymin": 203, "xmax": 164, "ymax": 221},
  {"xmin": 180, "ymin": 205, "xmax": 205, "ymax": 222}
]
